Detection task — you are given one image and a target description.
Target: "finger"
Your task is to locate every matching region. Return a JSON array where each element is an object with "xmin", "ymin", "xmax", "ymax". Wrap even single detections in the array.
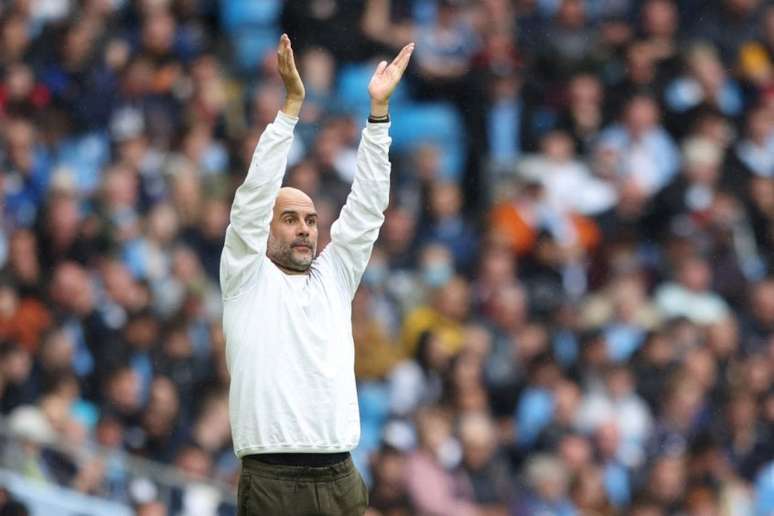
[
  {"xmin": 280, "ymin": 35, "xmax": 293, "ymax": 55},
  {"xmin": 389, "ymin": 48, "xmax": 411, "ymax": 78},
  {"xmin": 277, "ymin": 48, "xmax": 286, "ymax": 73},
  {"xmin": 277, "ymin": 33, "xmax": 289, "ymax": 55},
  {"xmin": 391, "ymin": 42, "xmax": 415, "ymax": 72},
  {"xmin": 278, "ymin": 37, "xmax": 292, "ymax": 72},
  {"xmin": 277, "ymin": 38, "xmax": 287, "ymax": 67},
  {"xmin": 399, "ymin": 43, "xmax": 415, "ymax": 69},
  {"xmin": 287, "ymin": 47, "xmax": 300, "ymax": 75},
  {"xmin": 375, "ymin": 60, "xmax": 388, "ymax": 76}
]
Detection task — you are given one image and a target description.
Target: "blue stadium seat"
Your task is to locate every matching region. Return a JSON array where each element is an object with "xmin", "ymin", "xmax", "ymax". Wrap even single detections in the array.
[
  {"xmin": 232, "ymin": 29, "xmax": 279, "ymax": 71},
  {"xmin": 220, "ymin": 0, "xmax": 282, "ymax": 71},
  {"xmin": 220, "ymin": 0, "xmax": 281, "ymax": 31},
  {"xmin": 391, "ymin": 103, "xmax": 466, "ymax": 181}
]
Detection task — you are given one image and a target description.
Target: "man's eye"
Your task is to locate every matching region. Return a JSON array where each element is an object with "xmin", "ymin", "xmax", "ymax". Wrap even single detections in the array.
[{"xmin": 307, "ymin": 218, "xmax": 317, "ymax": 226}]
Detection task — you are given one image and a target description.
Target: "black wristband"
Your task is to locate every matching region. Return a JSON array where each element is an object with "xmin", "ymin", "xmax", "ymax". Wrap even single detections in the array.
[{"xmin": 368, "ymin": 113, "xmax": 390, "ymax": 123}]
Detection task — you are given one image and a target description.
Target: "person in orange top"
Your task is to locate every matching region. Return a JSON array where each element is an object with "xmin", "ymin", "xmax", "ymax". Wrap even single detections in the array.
[
  {"xmin": 489, "ymin": 179, "xmax": 601, "ymax": 257},
  {"xmin": 0, "ymin": 277, "xmax": 51, "ymax": 354}
]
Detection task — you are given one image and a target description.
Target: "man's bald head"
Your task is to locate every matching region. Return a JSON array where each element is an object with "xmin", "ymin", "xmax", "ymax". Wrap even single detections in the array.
[
  {"xmin": 275, "ymin": 187, "xmax": 315, "ymax": 215},
  {"xmin": 267, "ymin": 187, "xmax": 319, "ymax": 274}
]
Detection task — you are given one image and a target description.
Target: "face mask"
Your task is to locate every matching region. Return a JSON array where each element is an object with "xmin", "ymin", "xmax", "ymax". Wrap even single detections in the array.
[
  {"xmin": 423, "ymin": 262, "xmax": 453, "ymax": 288},
  {"xmin": 363, "ymin": 264, "xmax": 387, "ymax": 287},
  {"xmin": 436, "ymin": 437, "xmax": 462, "ymax": 469},
  {"xmin": 201, "ymin": 145, "xmax": 228, "ymax": 175}
]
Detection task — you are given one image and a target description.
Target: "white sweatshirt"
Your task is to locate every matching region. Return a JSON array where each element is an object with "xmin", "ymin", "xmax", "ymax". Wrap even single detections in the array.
[{"xmin": 220, "ymin": 111, "xmax": 391, "ymax": 456}]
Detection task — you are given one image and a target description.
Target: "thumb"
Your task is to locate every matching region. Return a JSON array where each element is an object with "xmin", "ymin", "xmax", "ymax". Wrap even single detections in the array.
[{"xmin": 375, "ymin": 60, "xmax": 388, "ymax": 76}]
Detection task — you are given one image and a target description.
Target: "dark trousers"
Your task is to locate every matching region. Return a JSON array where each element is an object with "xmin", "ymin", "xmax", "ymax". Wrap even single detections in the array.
[{"xmin": 237, "ymin": 454, "xmax": 369, "ymax": 516}]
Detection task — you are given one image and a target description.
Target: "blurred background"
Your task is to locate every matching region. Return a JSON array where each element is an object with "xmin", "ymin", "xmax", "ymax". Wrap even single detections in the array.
[{"xmin": 0, "ymin": 0, "xmax": 771, "ymax": 514}]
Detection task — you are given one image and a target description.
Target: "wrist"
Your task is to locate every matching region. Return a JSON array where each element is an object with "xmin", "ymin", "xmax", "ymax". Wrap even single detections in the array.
[
  {"xmin": 368, "ymin": 113, "xmax": 390, "ymax": 123},
  {"xmin": 282, "ymin": 96, "xmax": 304, "ymax": 118},
  {"xmin": 370, "ymin": 100, "xmax": 389, "ymax": 118}
]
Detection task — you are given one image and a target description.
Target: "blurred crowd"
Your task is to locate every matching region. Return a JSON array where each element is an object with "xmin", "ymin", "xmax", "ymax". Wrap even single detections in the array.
[{"xmin": 0, "ymin": 0, "xmax": 772, "ymax": 515}]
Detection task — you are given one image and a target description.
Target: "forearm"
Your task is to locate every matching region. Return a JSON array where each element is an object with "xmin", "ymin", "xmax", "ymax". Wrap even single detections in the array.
[
  {"xmin": 243, "ymin": 110, "xmax": 297, "ymax": 186},
  {"xmin": 221, "ymin": 111, "xmax": 298, "ymax": 297},
  {"xmin": 335, "ymin": 121, "xmax": 391, "ymax": 229},
  {"xmin": 228, "ymin": 111, "xmax": 297, "ymax": 253},
  {"xmin": 331, "ymin": 121, "xmax": 391, "ymax": 241},
  {"xmin": 359, "ymin": 119, "xmax": 391, "ymax": 179},
  {"xmin": 282, "ymin": 96, "xmax": 304, "ymax": 118},
  {"xmin": 323, "ymin": 119, "xmax": 391, "ymax": 295}
]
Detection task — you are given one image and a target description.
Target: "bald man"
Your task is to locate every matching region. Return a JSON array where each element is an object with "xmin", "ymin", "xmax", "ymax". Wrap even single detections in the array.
[{"xmin": 220, "ymin": 34, "xmax": 414, "ymax": 515}]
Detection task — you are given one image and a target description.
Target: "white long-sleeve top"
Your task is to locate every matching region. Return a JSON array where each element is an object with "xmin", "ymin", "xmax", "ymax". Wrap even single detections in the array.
[{"xmin": 220, "ymin": 111, "xmax": 391, "ymax": 456}]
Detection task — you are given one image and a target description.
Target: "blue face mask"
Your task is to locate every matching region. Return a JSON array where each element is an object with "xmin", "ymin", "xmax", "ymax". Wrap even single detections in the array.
[
  {"xmin": 202, "ymin": 145, "xmax": 228, "ymax": 175},
  {"xmin": 423, "ymin": 262, "xmax": 453, "ymax": 288},
  {"xmin": 363, "ymin": 264, "xmax": 387, "ymax": 287}
]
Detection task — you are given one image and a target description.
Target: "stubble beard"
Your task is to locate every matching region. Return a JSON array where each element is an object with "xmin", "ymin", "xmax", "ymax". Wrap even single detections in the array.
[{"xmin": 268, "ymin": 240, "xmax": 314, "ymax": 272}]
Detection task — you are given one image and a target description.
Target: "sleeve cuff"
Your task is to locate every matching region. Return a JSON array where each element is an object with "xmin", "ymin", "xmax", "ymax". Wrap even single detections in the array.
[
  {"xmin": 275, "ymin": 110, "xmax": 299, "ymax": 133},
  {"xmin": 365, "ymin": 120, "xmax": 391, "ymax": 137}
]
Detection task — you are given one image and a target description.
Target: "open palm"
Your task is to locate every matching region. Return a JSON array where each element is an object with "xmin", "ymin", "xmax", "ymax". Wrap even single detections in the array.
[{"xmin": 368, "ymin": 43, "xmax": 415, "ymax": 104}]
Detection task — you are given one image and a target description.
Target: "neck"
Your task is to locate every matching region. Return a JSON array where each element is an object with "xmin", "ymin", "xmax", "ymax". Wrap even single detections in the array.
[{"xmin": 271, "ymin": 259, "xmax": 308, "ymax": 275}]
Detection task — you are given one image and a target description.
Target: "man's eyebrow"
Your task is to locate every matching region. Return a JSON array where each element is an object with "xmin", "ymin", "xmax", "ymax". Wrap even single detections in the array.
[{"xmin": 280, "ymin": 210, "xmax": 318, "ymax": 217}]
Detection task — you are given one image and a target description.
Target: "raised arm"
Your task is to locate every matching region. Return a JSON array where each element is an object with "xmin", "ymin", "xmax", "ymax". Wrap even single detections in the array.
[
  {"xmin": 320, "ymin": 43, "xmax": 414, "ymax": 297},
  {"xmin": 220, "ymin": 34, "xmax": 305, "ymax": 299}
]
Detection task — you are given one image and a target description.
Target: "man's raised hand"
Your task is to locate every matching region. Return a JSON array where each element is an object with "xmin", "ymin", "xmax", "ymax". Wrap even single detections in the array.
[
  {"xmin": 368, "ymin": 42, "xmax": 415, "ymax": 117},
  {"xmin": 277, "ymin": 33, "xmax": 305, "ymax": 118}
]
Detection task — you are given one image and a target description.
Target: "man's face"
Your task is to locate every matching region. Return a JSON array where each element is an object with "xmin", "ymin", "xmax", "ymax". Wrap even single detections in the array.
[{"xmin": 267, "ymin": 187, "xmax": 318, "ymax": 273}]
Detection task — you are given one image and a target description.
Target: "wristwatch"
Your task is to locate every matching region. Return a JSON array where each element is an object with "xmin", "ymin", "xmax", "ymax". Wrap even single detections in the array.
[{"xmin": 368, "ymin": 113, "xmax": 390, "ymax": 123}]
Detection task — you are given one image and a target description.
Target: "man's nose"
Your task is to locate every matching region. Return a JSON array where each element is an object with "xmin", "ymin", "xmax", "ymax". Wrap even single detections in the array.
[{"xmin": 297, "ymin": 222, "xmax": 310, "ymax": 236}]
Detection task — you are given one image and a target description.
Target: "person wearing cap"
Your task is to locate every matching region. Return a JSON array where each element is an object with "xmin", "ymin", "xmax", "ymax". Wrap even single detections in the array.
[{"xmin": 220, "ymin": 34, "xmax": 414, "ymax": 515}]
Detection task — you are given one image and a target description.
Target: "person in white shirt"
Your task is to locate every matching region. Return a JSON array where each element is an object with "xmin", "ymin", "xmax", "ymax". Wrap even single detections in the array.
[{"xmin": 220, "ymin": 34, "xmax": 414, "ymax": 515}]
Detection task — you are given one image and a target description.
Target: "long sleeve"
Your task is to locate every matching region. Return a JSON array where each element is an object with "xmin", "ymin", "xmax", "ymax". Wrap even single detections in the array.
[
  {"xmin": 220, "ymin": 111, "xmax": 298, "ymax": 299},
  {"xmin": 319, "ymin": 121, "xmax": 391, "ymax": 298}
]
